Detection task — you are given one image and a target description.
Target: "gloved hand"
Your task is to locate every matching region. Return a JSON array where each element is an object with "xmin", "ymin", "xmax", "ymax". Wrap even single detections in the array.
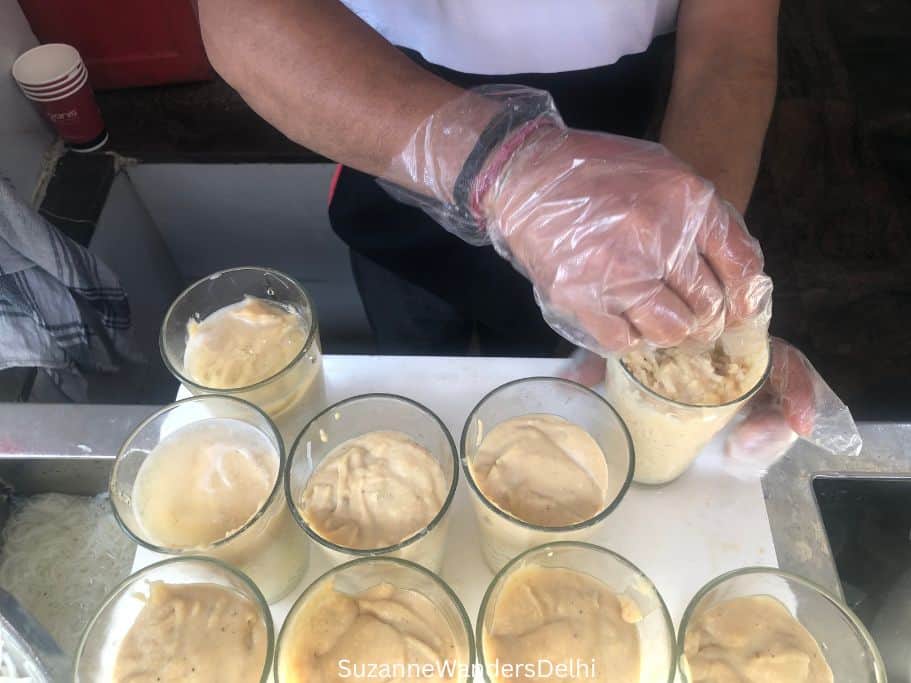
[
  {"xmin": 479, "ymin": 125, "xmax": 771, "ymax": 352},
  {"xmin": 381, "ymin": 85, "xmax": 771, "ymax": 355},
  {"xmin": 724, "ymin": 337, "xmax": 862, "ymax": 468},
  {"xmin": 562, "ymin": 338, "xmax": 862, "ymax": 469}
]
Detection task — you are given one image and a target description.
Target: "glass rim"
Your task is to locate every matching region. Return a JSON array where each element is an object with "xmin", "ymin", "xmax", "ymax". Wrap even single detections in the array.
[
  {"xmin": 460, "ymin": 376, "xmax": 635, "ymax": 533},
  {"xmin": 74, "ymin": 554, "xmax": 275, "ymax": 683},
  {"xmin": 275, "ymin": 555, "xmax": 476, "ymax": 683},
  {"xmin": 676, "ymin": 566, "xmax": 887, "ymax": 682},
  {"xmin": 617, "ymin": 341, "xmax": 773, "ymax": 409},
  {"xmin": 109, "ymin": 394, "xmax": 287, "ymax": 555},
  {"xmin": 159, "ymin": 266, "xmax": 320, "ymax": 394},
  {"xmin": 476, "ymin": 541, "xmax": 676, "ymax": 683},
  {"xmin": 285, "ymin": 393, "xmax": 460, "ymax": 557}
]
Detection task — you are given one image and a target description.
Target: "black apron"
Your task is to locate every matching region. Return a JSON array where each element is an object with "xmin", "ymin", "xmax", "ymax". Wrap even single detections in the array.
[{"xmin": 329, "ymin": 39, "xmax": 671, "ymax": 355}]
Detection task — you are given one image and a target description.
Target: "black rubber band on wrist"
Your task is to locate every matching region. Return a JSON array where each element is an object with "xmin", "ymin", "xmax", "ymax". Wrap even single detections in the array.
[{"xmin": 451, "ymin": 95, "xmax": 553, "ymax": 232}]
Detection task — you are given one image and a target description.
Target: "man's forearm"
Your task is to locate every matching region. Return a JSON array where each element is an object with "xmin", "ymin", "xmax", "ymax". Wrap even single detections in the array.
[
  {"xmin": 660, "ymin": 0, "xmax": 779, "ymax": 213},
  {"xmin": 197, "ymin": 0, "xmax": 490, "ymax": 194}
]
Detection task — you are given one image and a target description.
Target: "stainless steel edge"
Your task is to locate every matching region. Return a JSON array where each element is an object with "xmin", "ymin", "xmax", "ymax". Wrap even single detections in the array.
[
  {"xmin": 762, "ymin": 422, "xmax": 911, "ymax": 598},
  {"xmin": 0, "ymin": 404, "xmax": 159, "ymax": 495}
]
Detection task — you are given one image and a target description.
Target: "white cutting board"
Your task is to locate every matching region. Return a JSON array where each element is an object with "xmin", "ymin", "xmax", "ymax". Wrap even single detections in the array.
[{"xmin": 134, "ymin": 354, "xmax": 777, "ymax": 631}]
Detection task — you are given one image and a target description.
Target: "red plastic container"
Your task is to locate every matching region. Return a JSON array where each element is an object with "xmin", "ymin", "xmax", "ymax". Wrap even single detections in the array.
[{"xmin": 17, "ymin": 0, "xmax": 213, "ymax": 90}]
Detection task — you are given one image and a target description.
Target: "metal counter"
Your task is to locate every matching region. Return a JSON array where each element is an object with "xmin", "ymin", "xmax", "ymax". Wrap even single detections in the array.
[
  {"xmin": 763, "ymin": 422, "xmax": 911, "ymax": 597},
  {"xmin": 0, "ymin": 404, "xmax": 155, "ymax": 496}
]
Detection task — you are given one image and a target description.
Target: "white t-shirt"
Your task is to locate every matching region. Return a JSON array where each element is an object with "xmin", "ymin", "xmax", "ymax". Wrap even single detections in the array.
[{"xmin": 341, "ymin": 0, "xmax": 680, "ymax": 75}]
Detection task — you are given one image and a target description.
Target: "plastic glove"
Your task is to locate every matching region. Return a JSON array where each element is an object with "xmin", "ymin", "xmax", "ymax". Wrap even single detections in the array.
[
  {"xmin": 381, "ymin": 85, "xmax": 771, "ymax": 354},
  {"xmin": 481, "ymin": 125, "xmax": 771, "ymax": 352},
  {"xmin": 562, "ymin": 338, "xmax": 862, "ymax": 470},
  {"xmin": 724, "ymin": 337, "xmax": 862, "ymax": 469}
]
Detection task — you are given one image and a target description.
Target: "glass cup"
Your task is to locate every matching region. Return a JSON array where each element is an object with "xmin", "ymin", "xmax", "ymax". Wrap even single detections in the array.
[
  {"xmin": 678, "ymin": 567, "xmax": 886, "ymax": 683},
  {"xmin": 603, "ymin": 349, "xmax": 770, "ymax": 486},
  {"xmin": 160, "ymin": 266, "xmax": 326, "ymax": 442},
  {"xmin": 110, "ymin": 395, "xmax": 310, "ymax": 603},
  {"xmin": 275, "ymin": 557, "xmax": 474, "ymax": 683},
  {"xmin": 478, "ymin": 542, "xmax": 676, "ymax": 683},
  {"xmin": 287, "ymin": 394, "xmax": 458, "ymax": 571},
  {"xmin": 461, "ymin": 377, "xmax": 634, "ymax": 572},
  {"xmin": 74, "ymin": 556, "xmax": 274, "ymax": 683}
]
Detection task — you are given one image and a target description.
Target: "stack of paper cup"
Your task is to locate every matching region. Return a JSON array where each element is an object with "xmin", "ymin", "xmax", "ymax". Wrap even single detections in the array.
[{"xmin": 12, "ymin": 43, "xmax": 107, "ymax": 152}]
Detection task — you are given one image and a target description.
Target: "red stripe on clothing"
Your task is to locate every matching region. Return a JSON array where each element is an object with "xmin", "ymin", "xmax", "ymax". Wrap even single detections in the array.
[{"xmin": 327, "ymin": 163, "xmax": 344, "ymax": 206}]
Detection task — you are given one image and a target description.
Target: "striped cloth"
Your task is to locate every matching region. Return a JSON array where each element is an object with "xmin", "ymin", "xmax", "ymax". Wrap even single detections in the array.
[{"xmin": 0, "ymin": 179, "xmax": 135, "ymax": 399}]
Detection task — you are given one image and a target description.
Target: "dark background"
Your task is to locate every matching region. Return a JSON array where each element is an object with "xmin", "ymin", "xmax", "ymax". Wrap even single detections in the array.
[{"xmin": 746, "ymin": 0, "xmax": 910, "ymax": 420}]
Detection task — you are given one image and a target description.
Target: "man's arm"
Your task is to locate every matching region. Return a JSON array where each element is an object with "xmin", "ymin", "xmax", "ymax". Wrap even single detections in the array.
[
  {"xmin": 199, "ymin": 0, "xmax": 772, "ymax": 353},
  {"xmin": 197, "ymin": 0, "xmax": 489, "ymax": 196},
  {"xmin": 660, "ymin": 0, "xmax": 780, "ymax": 213}
]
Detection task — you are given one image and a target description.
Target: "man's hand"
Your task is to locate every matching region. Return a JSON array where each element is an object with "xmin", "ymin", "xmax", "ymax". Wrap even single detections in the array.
[
  {"xmin": 562, "ymin": 339, "xmax": 816, "ymax": 432},
  {"xmin": 482, "ymin": 126, "xmax": 771, "ymax": 352},
  {"xmin": 765, "ymin": 339, "xmax": 816, "ymax": 436},
  {"xmin": 563, "ymin": 338, "xmax": 861, "ymax": 466},
  {"xmin": 201, "ymin": 0, "xmax": 776, "ymax": 356},
  {"xmin": 721, "ymin": 337, "xmax": 866, "ymax": 470},
  {"xmin": 721, "ymin": 339, "xmax": 815, "ymax": 462}
]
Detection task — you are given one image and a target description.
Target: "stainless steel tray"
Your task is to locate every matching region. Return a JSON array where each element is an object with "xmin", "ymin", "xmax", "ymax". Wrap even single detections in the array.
[
  {"xmin": 0, "ymin": 404, "xmax": 157, "ymax": 496},
  {"xmin": 0, "ymin": 404, "xmax": 158, "ymax": 678}
]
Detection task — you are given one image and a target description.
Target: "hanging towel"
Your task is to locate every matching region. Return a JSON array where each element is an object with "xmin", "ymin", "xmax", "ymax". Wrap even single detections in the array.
[{"xmin": 0, "ymin": 178, "xmax": 135, "ymax": 399}]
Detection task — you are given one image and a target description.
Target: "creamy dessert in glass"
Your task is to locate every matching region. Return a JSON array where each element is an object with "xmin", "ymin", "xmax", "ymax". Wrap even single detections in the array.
[
  {"xmin": 679, "ymin": 567, "xmax": 886, "ymax": 683},
  {"xmin": 110, "ymin": 395, "xmax": 309, "ymax": 603},
  {"xmin": 75, "ymin": 556, "xmax": 273, "ymax": 683},
  {"xmin": 478, "ymin": 542, "xmax": 675, "ymax": 683},
  {"xmin": 287, "ymin": 394, "xmax": 458, "ymax": 571},
  {"xmin": 160, "ymin": 267, "xmax": 326, "ymax": 443},
  {"xmin": 604, "ymin": 326, "xmax": 771, "ymax": 486},
  {"xmin": 461, "ymin": 378, "xmax": 634, "ymax": 572},
  {"xmin": 275, "ymin": 557, "xmax": 473, "ymax": 683}
]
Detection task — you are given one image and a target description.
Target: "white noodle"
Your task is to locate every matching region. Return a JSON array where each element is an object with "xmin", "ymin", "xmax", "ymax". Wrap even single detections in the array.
[{"xmin": 0, "ymin": 493, "xmax": 134, "ymax": 657}]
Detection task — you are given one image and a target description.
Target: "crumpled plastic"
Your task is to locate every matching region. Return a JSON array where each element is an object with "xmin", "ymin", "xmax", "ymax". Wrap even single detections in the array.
[
  {"xmin": 382, "ymin": 84, "xmax": 771, "ymax": 355},
  {"xmin": 383, "ymin": 84, "xmax": 861, "ymax": 472},
  {"xmin": 724, "ymin": 337, "xmax": 863, "ymax": 473}
]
